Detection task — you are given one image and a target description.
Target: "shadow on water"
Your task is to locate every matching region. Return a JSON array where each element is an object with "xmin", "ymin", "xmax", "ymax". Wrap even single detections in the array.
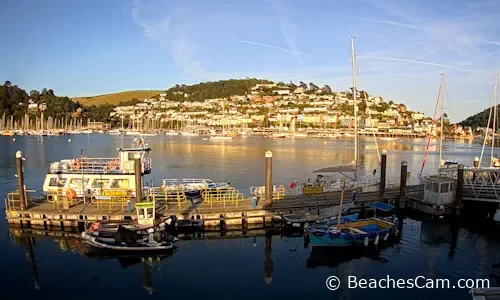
[{"xmin": 305, "ymin": 239, "xmax": 399, "ymax": 269}]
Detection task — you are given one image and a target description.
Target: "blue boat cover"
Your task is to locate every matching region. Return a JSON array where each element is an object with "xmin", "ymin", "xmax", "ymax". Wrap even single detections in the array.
[
  {"xmin": 366, "ymin": 202, "xmax": 394, "ymax": 212},
  {"xmin": 359, "ymin": 224, "xmax": 380, "ymax": 233}
]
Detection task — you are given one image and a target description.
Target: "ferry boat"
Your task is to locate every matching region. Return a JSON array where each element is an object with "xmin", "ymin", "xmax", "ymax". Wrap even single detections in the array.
[{"xmin": 43, "ymin": 138, "xmax": 152, "ymax": 198}]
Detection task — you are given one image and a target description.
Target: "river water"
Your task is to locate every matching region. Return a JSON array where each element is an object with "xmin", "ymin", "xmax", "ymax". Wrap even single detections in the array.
[{"xmin": 1, "ymin": 134, "xmax": 500, "ymax": 299}]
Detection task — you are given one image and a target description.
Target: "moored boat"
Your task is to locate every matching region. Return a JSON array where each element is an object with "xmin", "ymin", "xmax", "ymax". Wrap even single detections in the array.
[
  {"xmin": 42, "ymin": 137, "xmax": 152, "ymax": 198},
  {"xmin": 162, "ymin": 178, "xmax": 230, "ymax": 198},
  {"xmin": 306, "ymin": 202, "xmax": 399, "ymax": 247},
  {"xmin": 81, "ymin": 230, "xmax": 175, "ymax": 252},
  {"xmin": 282, "ymin": 202, "xmax": 354, "ymax": 228}
]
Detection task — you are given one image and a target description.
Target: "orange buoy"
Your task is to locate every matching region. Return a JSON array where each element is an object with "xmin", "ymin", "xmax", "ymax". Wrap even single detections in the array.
[{"xmin": 66, "ymin": 188, "xmax": 77, "ymax": 199}]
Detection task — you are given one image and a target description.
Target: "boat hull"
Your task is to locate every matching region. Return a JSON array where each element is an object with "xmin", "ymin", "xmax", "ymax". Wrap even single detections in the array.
[
  {"xmin": 82, "ymin": 232, "xmax": 175, "ymax": 252},
  {"xmin": 307, "ymin": 217, "xmax": 398, "ymax": 247}
]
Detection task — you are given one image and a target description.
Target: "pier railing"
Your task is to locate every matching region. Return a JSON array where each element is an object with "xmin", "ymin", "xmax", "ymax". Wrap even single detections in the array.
[
  {"xmin": 49, "ymin": 157, "xmax": 152, "ymax": 174},
  {"xmin": 249, "ymin": 185, "xmax": 286, "ymax": 201},
  {"xmin": 201, "ymin": 187, "xmax": 245, "ymax": 208},
  {"xmin": 5, "ymin": 190, "xmax": 36, "ymax": 210}
]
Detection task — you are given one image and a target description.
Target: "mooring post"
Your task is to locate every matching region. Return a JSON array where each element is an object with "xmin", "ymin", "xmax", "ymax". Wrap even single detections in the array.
[
  {"xmin": 455, "ymin": 164, "xmax": 464, "ymax": 216},
  {"xmin": 379, "ymin": 149, "xmax": 387, "ymax": 199},
  {"xmin": 473, "ymin": 157, "xmax": 479, "ymax": 168},
  {"xmin": 265, "ymin": 151, "xmax": 273, "ymax": 206},
  {"xmin": 16, "ymin": 151, "xmax": 26, "ymax": 210},
  {"xmin": 398, "ymin": 160, "xmax": 408, "ymax": 209},
  {"xmin": 134, "ymin": 152, "xmax": 142, "ymax": 203}
]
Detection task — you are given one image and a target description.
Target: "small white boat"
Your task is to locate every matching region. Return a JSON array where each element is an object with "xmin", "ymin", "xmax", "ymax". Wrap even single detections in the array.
[
  {"xmin": 181, "ymin": 131, "xmax": 200, "ymax": 136},
  {"xmin": 125, "ymin": 131, "xmax": 141, "ymax": 136},
  {"xmin": 290, "ymin": 133, "xmax": 308, "ymax": 138},
  {"xmin": 209, "ymin": 135, "xmax": 233, "ymax": 141},
  {"xmin": 81, "ymin": 231, "xmax": 175, "ymax": 252},
  {"xmin": 165, "ymin": 131, "xmax": 180, "ymax": 136},
  {"xmin": 271, "ymin": 133, "xmax": 286, "ymax": 138}
]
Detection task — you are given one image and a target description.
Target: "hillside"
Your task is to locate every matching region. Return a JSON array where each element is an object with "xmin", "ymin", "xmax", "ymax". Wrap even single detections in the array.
[
  {"xmin": 459, "ymin": 106, "xmax": 496, "ymax": 129},
  {"xmin": 72, "ymin": 90, "xmax": 162, "ymax": 106},
  {"xmin": 165, "ymin": 78, "xmax": 272, "ymax": 101}
]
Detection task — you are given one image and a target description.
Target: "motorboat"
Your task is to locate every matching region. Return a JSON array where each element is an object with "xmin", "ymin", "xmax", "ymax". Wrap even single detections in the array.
[
  {"xmin": 162, "ymin": 178, "xmax": 230, "ymax": 198},
  {"xmin": 306, "ymin": 202, "xmax": 399, "ymax": 247}
]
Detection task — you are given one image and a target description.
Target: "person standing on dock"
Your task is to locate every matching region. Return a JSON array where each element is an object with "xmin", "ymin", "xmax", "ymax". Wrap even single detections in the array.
[{"xmin": 352, "ymin": 190, "xmax": 356, "ymax": 204}]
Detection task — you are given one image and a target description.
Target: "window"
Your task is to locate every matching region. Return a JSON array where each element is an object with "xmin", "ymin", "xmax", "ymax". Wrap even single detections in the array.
[
  {"xmin": 432, "ymin": 182, "xmax": 439, "ymax": 193},
  {"xmin": 128, "ymin": 152, "xmax": 140, "ymax": 160},
  {"xmin": 440, "ymin": 183, "xmax": 449, "ymax": 193},
  {"xmin": 49, "ymin": 178, "xmax": 67, "ymax": 187},
  {"xmin": 111, "ymin": 179, "xmax": 129, "ymax": 189},
  {"xmin": 69, "ymin": 178, "xmax": 89, "ymax": 189},
  {"xmin": 92, "ymin": 179, "xmax": 110, "ymax": 189},
  {"xmin": 425, "ymin": 181, "xmax": 432, "ymax": 191}
]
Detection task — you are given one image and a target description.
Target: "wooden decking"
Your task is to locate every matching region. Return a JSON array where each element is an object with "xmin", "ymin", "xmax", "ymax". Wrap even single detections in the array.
[{"xmin": 5, "ymin": 185, "xmax": 419, "ymax": 229}]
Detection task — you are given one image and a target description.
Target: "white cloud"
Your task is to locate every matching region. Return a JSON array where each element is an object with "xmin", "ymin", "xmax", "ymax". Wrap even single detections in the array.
[{"xmin": 132, "ymin": 0, "xmax": 207, "ymax": 78}]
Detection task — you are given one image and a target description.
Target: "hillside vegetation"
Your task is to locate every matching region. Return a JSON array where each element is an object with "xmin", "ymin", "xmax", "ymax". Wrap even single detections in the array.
[
  {"xmin": 72, "ymin": 90, "xmax": 162, "ymax": 106},
  {"xmin": 165, "ymin": 79, "xmax": 272, "ymax": 101},
  {"xmin": 0, "ymin": 78, "xmax": 274, "ymax": 124},
  {"xmin": 459, "ymin": 106, "xmax": 496, "ymax": 129},
  {"xmin": 0, "ymin": 80, "xmax": 113, "ymax": 122}
]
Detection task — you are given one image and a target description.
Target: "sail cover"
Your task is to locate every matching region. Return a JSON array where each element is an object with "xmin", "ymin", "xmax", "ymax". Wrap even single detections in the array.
[{"xmin": 313, "ymin": 160, "xmax": 356, "ymax": 173}]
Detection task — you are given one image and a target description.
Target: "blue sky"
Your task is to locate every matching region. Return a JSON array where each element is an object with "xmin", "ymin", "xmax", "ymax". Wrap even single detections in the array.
[{"xmin": 1, "ymin": 0, "xmax": 500, "ymax": 121}]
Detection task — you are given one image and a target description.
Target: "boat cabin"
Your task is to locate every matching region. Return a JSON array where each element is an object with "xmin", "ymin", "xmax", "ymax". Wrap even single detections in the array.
[
  {"xmin": 48, "ymin": 146, "xmax": 151, "ymax": 175},
  {"xmin": 422, "ymin": 176, "xmax": 456, "ymax": 206},
  {"xmin": 43, "ymin": 144, "xmax": 151, "ymax": 197}
]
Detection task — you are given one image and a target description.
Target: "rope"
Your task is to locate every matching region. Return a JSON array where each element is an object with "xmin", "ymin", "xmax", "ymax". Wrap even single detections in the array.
[
  {"xmin": 479, "ymin": 93, "xmax": 494, "ymax": 166},
  {"xmin": 420, "ymin": 81, "xmax": 442, "ymax": 175},
  {"xmin": 356, "ymin": 64, "xmax": 381, "ymax": 163},
  {"xmin": 335, "ymin": 47, "xmax": 350, "ymax": 92}
]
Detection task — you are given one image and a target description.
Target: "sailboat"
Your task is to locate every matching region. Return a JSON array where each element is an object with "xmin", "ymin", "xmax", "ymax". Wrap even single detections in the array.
[
  {"xmin": 480, "ymin": 71, "xmax": 499, "ymax": 167},
  {"xmin": 271, "ymin": 114, "xmax": 286, "ymax": 138},
  {"xmin": 209, "ymin": 100, "xmax": 233, "ymax": 141},
  {"xmin": 419, "ymin": 73, "xmax": 459, "ymax": 180},
  {"xmin": 312, "ymin": 36, "xmax": 380, "ymax": 190}
]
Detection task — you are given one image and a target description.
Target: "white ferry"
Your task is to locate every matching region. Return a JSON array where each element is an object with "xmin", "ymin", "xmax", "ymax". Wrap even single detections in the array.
[{"xmin": 42, "ymin": 139, "xmax": 151, "ymax": 198}]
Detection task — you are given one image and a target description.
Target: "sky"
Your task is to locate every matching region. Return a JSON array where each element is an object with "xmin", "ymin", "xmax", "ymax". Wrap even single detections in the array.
[{"xmin": 1, "ymin": 0, "xmax": 500, "ymax": 122}]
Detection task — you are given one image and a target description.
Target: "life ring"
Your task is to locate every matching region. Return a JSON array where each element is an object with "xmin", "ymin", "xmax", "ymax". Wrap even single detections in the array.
[
  {"xmin": 107, "ymin": 161, "xmax": 118, "ymax": 170},
  {"xmin": 71, "ymin": 159, "xmax": 81, "ymax": 170},
  {"xmin": 66, "ymin": 188, "xmax": 77, "ymax": 199},
  {"xmin": 89, "ymin": 222, "xmax": 100, "ymax": 232}
]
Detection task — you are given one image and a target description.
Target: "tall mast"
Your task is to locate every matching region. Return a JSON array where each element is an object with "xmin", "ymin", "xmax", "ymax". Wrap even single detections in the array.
[
  {"xmin": 439, "ymin": 73, "xmax": 444, "ymax": 166},
  {"xmin": 492, "ymin": 70, "xmax": 498, "ymax": 165},
  {"xmin": 350, "ymin": 36, "xmax": 358, "ymax": 181}
]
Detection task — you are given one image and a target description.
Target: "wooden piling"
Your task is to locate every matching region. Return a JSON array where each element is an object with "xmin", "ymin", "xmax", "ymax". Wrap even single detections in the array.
[
  {"xmin": 16, "ymin": 151, "xmax": 26, "ymax": 210},
  {"xmin": 265, "ymin": 151, "xmax": 273, "ymax": 206},
  {"xmin": 398, "ymin": 160, "xmax": 408, "ymax": 209},
  {"xmin": 379, "ymin": 149, "xmax": 387, "ymax": 198},
  {"xmin": 134, "ymin": 152, "xmax": 142, "ymax": 203},
  {"xmin": 455, "ymin": 164, "xmax": 464, "ymax": 216}
]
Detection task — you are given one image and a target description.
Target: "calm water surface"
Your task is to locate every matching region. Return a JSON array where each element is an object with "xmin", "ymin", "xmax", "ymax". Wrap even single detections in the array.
[{"xmin": 1, "ymin": 134, "xmax": 500, "ymax": 299}]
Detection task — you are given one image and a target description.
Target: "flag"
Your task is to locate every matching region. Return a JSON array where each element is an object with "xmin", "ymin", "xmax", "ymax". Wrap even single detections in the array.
[{"xmin": 290, "ymin": 181, "xmax": 296, "ymax": 189}]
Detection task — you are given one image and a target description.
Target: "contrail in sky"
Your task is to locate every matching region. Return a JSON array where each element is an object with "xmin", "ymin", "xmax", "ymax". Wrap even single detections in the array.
[
  {"xmin": 357, "ymin": 55, "xmax": 474, "ymax": 72},
  {"xmin": 233, "ymin": 38, "xmax": 312, "ymax": 57},
  {"xmin": 321, "ymin": 12, "xmax": 500, "ymax": 47}
]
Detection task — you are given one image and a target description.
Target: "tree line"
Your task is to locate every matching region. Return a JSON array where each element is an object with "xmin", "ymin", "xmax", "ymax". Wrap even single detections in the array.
[
  {"xmin": 458, "ymin": 106, "xmax": 498, "ymax": 130},
  {"xmin": 0, "ymin": 81, "xmax": 115, "ymax": 123}
]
